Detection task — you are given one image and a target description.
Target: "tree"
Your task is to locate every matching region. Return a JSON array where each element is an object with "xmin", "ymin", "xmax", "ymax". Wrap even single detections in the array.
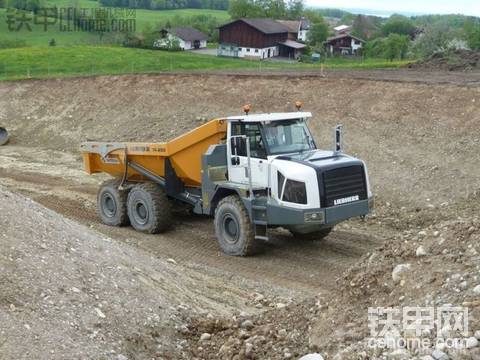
[
  {"xmin": 464, "ymin": 19, "xmax": 480, "ymax": 50},
  {"xmin": 308, "ymin": 18, "xmax": 329, "ymax": 47},
  {"xmin": 383, "ymin": 33, "xmax": 409, "ymax": 60},
  {"xmin": 228, "ymin": 0, "xmax": 259, "ymax": 19},
  {"xmin": 411, "ymin": 22, "xmax": 462, "ymax": 58},
  {"xmin": 382, "ymin": 15, "xmax": 416, "ymax": 38},
  {"xmin": 286, "ymin": 0, "xmax": 303, "ymax": 19}
]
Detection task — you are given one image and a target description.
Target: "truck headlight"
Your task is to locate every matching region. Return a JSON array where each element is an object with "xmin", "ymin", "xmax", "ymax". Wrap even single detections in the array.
[
  {"xmin": 304, "ymin": 211, "xmax": 324, "ymax": 223},
  {"xmin": 282, "ymin": 179, "xmax": 307, "ymax": 204}
]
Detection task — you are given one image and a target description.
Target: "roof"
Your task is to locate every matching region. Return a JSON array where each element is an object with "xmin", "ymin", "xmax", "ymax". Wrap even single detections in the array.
[
  {"xmin": 225, "ymin": 112, "xmax": 312, "ymax": 122},
  {"xmin": 326, "ymin": 33, "xmax": 366, "ymax": 44},
  {"xmin": 279, "ymin": 39, "xmax": 306, "ymax": 49},
  {"xmin": 333, "ymin": 24, "xmax": 350, "ymax": 32},
  {"xmin": 169, "ymin": 27, "xmax": 208, "ymax": 41},
  {"xmin": 219, "ymin": 18, "xmax": 289, "ymax": 34},
  {"xmin": 277, "ymin": 20, "xmax": 300, "ymax": 33}
]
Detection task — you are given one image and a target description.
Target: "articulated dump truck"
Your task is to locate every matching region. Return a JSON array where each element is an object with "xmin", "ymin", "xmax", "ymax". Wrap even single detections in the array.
[{"xmin": 81, "ymin": 108, "xmax": 374, "ymax": 256}]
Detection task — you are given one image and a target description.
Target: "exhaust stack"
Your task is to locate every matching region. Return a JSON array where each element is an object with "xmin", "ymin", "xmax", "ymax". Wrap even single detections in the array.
[
  {"xmin": 333, "ymin": 124, "xmax": 343, "ymax": 154},
  {"xmin": 0, "ymin": 127, "xmax": 9, "ymax": 146}
]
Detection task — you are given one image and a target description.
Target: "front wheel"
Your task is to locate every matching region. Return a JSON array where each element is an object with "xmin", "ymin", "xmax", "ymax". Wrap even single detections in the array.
[
  {"xmin": 290, "ymin": 227, "xmax": 333, "ymax": 241},
  {"xmin": 214, "ymin": 195, "xmax": 257, "ymax": 256}
]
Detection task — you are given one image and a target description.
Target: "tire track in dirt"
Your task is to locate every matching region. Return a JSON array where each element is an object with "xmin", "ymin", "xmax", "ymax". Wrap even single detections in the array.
[{"xmin": 0, "ymin": 163, "xmax": 382, "ymax": 295}]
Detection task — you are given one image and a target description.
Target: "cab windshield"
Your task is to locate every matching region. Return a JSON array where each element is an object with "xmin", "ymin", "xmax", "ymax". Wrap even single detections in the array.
[{"xmin": 263, "ymin": 119, "xmax": 315, "ymax": 155}]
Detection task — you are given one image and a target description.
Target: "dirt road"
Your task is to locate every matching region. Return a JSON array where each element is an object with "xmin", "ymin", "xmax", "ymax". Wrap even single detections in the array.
[{"xmin": 0, "ymin": 145, "xmax": 380, "ymax": 295}]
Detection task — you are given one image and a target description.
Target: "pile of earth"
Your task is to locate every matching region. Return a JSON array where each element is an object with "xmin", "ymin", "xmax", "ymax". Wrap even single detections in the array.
[
  {"xmin": 0, "ymin": 187, "xmax": 263, "ymax": 360},
  {"xmin": 406, "ymin": 50, "xmax": 480, "ymax": 72}
]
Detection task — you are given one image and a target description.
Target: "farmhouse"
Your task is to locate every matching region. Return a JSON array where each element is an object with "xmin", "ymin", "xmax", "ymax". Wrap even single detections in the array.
[
  {"xmin": 325, "ymin": 33, "xmax": 365, "ymax": 55},
  {"xmin": 218, "ymin": 18, "xmax": 306, "ymax": 60},
  {"xmin": 154, "ymin": 27, "xmax": 208, "ymax": 50},
  {"xmin": 277, "ymin": 17, "xmax": 310, "ymax": 42}
]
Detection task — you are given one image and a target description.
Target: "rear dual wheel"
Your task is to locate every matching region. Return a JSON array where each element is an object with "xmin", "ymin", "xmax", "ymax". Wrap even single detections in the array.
[
  {"xmin": 97, "ymin": 179, "xmax": 129, "ymax": 227},
  {"xmin": 97, "ymin": 180, "xmax": 172, "ymax": 234},
  {"xmin": 126, "ymin": 183, "xmax": 172, "ymax": 234}
]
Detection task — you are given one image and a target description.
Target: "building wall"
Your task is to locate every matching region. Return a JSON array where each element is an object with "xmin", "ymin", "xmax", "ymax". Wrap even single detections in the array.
[
  {"xmin": 351, "ymin": 38, "xmax": 363, "ymax": 53},
  {"xmin": 154, "ymin": 34, "xmax": 207, "ymax": 50},
  {"xmin": 218, "ymin": 44, "xmax": 278, "ymax": 60},
  {"xmin": 298, "ymin": 30, "xmax": 308, "ymax": 42}
]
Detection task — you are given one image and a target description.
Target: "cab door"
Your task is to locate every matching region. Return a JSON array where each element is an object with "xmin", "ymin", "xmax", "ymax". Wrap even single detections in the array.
[{"xmin": 227, "ymin": 121, "xmax": 269, "ymax": 187}]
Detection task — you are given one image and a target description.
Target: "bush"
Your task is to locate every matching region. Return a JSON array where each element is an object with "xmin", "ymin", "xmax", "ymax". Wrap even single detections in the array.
[
  {"xmin": 0, "ymin": 39, "xmax": 27, "ymax": 49},
  {"xmin": 364, "ymin": 34, "xmax": 410, "ymax": 60}
]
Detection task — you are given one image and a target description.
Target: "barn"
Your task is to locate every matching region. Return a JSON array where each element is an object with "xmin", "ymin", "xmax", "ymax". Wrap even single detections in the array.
[{"xmin": 218, "ymin": 18, "xmax": 306, "ymax": 60}]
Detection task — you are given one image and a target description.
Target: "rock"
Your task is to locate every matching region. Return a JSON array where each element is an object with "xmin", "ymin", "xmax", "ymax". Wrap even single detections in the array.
[
  {"xmin": 245, "ymin": 342, "xmax": 254, "ymax": 357},
  {"xmin": 254, "ymin": 294, "xmax": 265, "ymax": 302},
  {"xmin": 432, "ymin": 349, "xmax": 449, "ymax": 360},
  {"xmin": 167, "ymin": 258, "xmax": 177, "ymax": 264},
  {"xmin": 475, "ymin": 330, "xmax": 480, "ymax": 340},
  {"xmin": 389, "ymin": 349, "xmax": 411, "ymax": 360},
  {"xmin": 200, "ymin": 333, "xmax": 211, "ymax": 341},
  {"xmin": 276, "ymin": 303, "xmax": 287, "ymax": 309},
  {"xmin": 278, "ymin": 329, "xmax": 288, "ymax": 338},
  {"xmin": 459, "ymin": 281, "xmax": 468, "ymax": 290},
  {"xmin": 466, "ymin": 336, "xmax": 479, "ymax": 348},
  {"xmin": 473, "ymin": 284, "xmax": 480, "ymax": 295},
  {"xmin": 418, "ymin": 230, "xmax": 427, "ymax": 237},
  {"xmin": 298, "ymin": 354, "xmax": 324, "ymax": 360},
  {"xmin": 392, "ymin": 264, "xmax": 412, "ymax": 283},
  {"xmin": 94, "ymin": 307, "xmax": 106, "ymax": 318},
  {"xmin": 116, "ymin": 355, "xmax": 128, "ymax": 360},
  {"xmin": 420, "ymin": 356, "xmax": 434, "ymax": 360},
  {"xmin": 241, "ymin": 319, "xmax": 254, "ymax": 330},
  {"xmin": 416, "ymin": 246, "xmax": 427, "ymax": 256}
]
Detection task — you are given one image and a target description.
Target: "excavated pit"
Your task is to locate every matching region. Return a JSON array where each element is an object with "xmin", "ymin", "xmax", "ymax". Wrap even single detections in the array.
[{"xmin": 0, "ymin": 71, "xmax": 479, "ymax": 359}]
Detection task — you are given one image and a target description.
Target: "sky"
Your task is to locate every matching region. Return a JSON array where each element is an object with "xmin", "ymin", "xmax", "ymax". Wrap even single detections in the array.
[{"xmin": 305, "ymin": 0, "xmax": 480, "ymax": 17}]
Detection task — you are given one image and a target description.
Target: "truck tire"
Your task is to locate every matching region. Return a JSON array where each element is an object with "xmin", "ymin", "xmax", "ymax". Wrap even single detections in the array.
[
  {"xmin": 97, "ymin": 179, "xmax": 129, "ymax": 227},
  {"xmin": 290, "ymin": 227, "xmax": 333, "ymax": 241},
  {"xmin": 127, "ymin": 182, "xmax": 172, "ymax": 234},
  {"xmin": 214, "ymin": 195, "xmax": 256, "ymax": 256}
]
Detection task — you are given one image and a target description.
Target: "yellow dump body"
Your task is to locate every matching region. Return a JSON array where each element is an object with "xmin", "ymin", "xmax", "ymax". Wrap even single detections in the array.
[{"xmin": 81, "ymin": 119, "xmax": 227, "ymax": 188}]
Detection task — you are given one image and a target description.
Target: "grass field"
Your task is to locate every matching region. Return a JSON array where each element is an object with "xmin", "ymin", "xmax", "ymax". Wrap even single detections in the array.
[
  {"xmin": 0, "ymin": 3, "xmax": 230, "ymax": 47},
  {"xmin": 0, "ymin": 45, "xmax": 409, "ymax": 81}
]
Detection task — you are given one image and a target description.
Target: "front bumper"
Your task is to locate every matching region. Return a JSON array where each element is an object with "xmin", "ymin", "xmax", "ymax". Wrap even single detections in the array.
[{"xmin": 266, "ymin": 197, "xmax": 373, "ymax": 231}]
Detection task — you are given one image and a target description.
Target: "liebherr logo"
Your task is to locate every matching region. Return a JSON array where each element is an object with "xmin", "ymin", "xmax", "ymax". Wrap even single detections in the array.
[{"xmin": 334, "ymin": 195, "xmax": 359, "ymax": 206}]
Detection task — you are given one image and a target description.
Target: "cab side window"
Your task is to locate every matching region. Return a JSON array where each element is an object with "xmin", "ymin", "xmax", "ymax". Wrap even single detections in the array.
[{"xmin": 231, "ymin": 122, "xmax": 266, "ymax": 159}]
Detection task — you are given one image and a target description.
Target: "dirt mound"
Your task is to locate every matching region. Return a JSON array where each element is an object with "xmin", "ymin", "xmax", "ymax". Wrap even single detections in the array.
[
  {"xmin": 0, "ymin": 186, "xmax": 259, "ymax": 359},
  {"xmin": 406, "ymin": 49, "xmax": 480, "ymax": 72},
  {"xmin": 179, "ymin": 197, "xmax": 480, "ymax": 359}
]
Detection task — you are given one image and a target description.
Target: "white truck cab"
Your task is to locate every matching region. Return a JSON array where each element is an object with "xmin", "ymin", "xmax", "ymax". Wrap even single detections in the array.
[{"xmin": 200, "ymin": 110, "xmax": 374, "ymax": 255}]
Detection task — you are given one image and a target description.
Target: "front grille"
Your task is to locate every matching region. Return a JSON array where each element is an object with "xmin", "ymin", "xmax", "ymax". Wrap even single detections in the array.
[{"xmin": 323, "ymin": 165, "xmax": 367, "ymax": 207}]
